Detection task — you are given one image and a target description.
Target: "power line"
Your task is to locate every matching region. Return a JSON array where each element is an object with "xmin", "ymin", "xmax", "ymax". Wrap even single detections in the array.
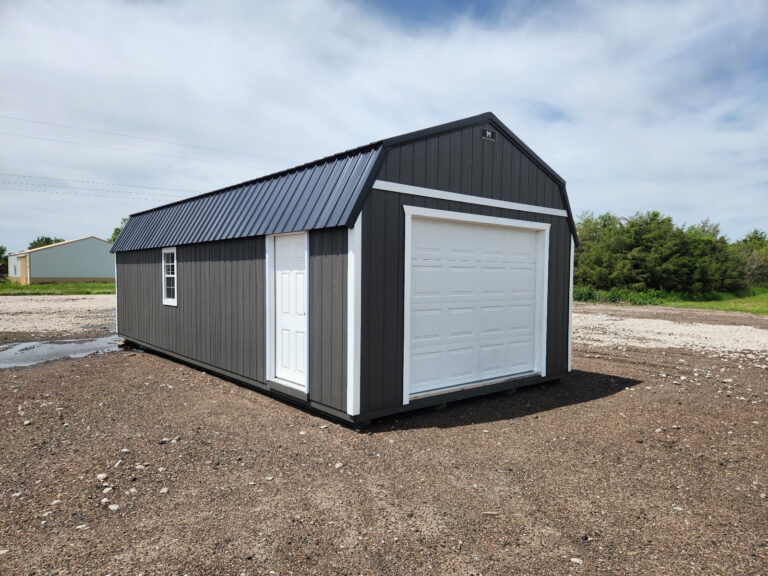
[
  {"xmin": 1, "ymin": 187, "xmax": 176, "ymax": 201},
  {"xmin": 0, "ymin": 114, "xmax": 296, "ymax": 164},
  {"xmin": 0, "ymin": 130, "xmax": 254, "ymax": 168},
  {"xmin": 0, "ymin": 172, "xmax": 200, "ymax": 194},
  {"xmin": 0, "ymin": 180, "xmax": 185, "ymax": 198}
]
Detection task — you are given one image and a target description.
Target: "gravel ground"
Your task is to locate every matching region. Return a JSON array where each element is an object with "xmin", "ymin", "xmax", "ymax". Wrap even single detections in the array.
[
  {"xmin": 0, "ymin": 295, "xmax": 115, "ymax": 344},
  {"xmin": 573, "ymin": 303, "xmax": 768, "ymax": 353},
  {"xmin": 1, "ymin": 301, "xmax": 767, "ymax": 575}
]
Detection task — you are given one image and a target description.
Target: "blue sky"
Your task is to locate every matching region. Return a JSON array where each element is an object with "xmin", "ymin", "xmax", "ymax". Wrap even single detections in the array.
[
  {"xmin": 363, "ymin": 0, "xmax": 510, "ymax": 24},
  {"xmin": 0, "ymin": 0, "xmax": 766, "ymax": 252}
]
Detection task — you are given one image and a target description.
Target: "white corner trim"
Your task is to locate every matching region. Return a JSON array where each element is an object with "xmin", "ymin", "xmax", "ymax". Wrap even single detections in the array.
[
  {"xmin": 304, "ymin": 232, "xmax": 310, "ymax": 394},
  {"xmin": 161, "ymin": 246, "xmax": 177, "ymax": 307},
  {"xmin": 402, "ymin": 206, "xmax": 550, "ymax": 403},
  {"xmin": 374, "ymin": 179, "xmax": 569, "ymax": 218},
  {"xmin": 568, "ymin": 237, "xmax": 574, "ymax": 372},
  {"xmin": 402, "ymin": 208, "xmax": 413, "ymax": 406},
  {"xmin": 114, "ymin": 258, "xmax": 119, "ymax": 334},
  {"xmin": 536, "ymin": 226, "xmax": 550, "ymax": 378},
  {"xmin": 346, "ymin": 214, "xmax": 362, "ymax": 416}
]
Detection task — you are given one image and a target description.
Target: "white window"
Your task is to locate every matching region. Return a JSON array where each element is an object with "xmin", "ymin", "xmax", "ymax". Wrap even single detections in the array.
[{"xmin": 162, "ymin": 247, "xmax": 177, "ymax": 306}]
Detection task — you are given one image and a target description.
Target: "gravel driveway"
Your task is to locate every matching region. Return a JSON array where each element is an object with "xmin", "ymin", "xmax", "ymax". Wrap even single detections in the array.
[
  {"xmin": 1, "ymin": 299, "xmax": 766, "ymax": 574},
  {"xmin": 0, "ymin": 295, "xmax": 115, "ymax": 343},
  {"xmin": 574, "ymin": 302, "xmax": 768, "ymax": 353}
]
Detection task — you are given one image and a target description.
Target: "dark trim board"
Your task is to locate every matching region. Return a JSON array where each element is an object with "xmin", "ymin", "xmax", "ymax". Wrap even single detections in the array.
[{"xmin": 354, "ymin": 372, "xmax": 562, "ymax": 423}]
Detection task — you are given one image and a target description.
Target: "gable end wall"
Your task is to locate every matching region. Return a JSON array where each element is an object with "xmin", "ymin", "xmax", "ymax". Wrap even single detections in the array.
[{"xmin": 377, "ymin": 121, "xmax": 565, "ymax": 211}]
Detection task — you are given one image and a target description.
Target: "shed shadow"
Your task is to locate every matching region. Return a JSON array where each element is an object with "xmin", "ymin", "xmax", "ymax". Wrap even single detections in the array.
[{"xmin": 367, "ymin": 370, "xmax": 641, "ymax": 432}]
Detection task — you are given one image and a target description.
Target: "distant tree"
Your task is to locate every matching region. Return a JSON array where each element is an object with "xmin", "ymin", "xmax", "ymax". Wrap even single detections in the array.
[
  {"xmin": 0, "ymin": 245, "xmax": 7, "ymax": 277},
  {"xmin": 739, "ymin": 229, "xmax": 768, "ymax": 249},
  {"xmin": 28, "ymin": 236, "xmax": 65, "ymax": 250},
  {"xmin": 734, "ymin": 229, "xmax": 768, "ymax": 286},
  {"xmin": 109, "ymin": 217, "xmax": 129, "ymax": 243},
  {"xmin": 574, "ymin": 211, "xmax": 747, "ymax": 295}
]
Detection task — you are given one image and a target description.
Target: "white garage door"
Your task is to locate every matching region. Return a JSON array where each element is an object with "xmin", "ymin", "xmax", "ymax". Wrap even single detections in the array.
[{"xmin": 407, "ymin": 216, "xmax": 542, "ymax": 397}]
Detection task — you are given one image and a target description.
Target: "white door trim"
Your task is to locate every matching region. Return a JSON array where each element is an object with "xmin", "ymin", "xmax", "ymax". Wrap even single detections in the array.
[
  {"xmin": 265, "ymin": 231, "xmax": 309, "ymax": 393},
  {"xmin": 568, "ymin": 236, "xmax": 574, "ymax": 372},
  {"xmin": 114, "ymin": 258, "xmax": 119, "ymax": 334},
  {"xmin": 374, "ymin": 179, "xmax": 569, "ymax": 218},
  {"xmin": 346, "ymin": 214, "xmax": 362, "ymax": 416},
  {"xmin": 402, "ymin": 206, "xmax": 550, "ymax": 405}
]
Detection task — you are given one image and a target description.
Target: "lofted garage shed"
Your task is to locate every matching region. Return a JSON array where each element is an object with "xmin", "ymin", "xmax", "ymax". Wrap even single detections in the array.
[{"xmin": 112, "ymin": 112, "xmax": 577, "ymax": 424}]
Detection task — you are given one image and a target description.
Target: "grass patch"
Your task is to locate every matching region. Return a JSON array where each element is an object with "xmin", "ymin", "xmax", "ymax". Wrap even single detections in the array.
[
  {"xmin": 663, "ymin": 287, "xmax": 768, "ymax": 315},
  {"xmin": 0, "ymin": 280, "xmax": 115, "ymax": 295},
  {"xmin": 574, "ymin": 285, "xmax": 768, "ymax": 315}
]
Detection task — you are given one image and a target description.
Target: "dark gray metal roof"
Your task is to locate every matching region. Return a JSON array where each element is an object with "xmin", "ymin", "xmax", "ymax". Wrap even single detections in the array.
[
  {"xmin": 112, "ymin": 112, "xmax": 576, "ymax": 253},
  {"xmin": 111, "ymin": 144, "xmax": 382, "ymax": 252}
]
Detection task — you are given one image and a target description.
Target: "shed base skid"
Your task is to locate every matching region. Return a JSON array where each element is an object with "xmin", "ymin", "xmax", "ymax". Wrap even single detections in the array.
[{"xmin": 121, "ymin": 336, "xmax": 563, "ymax": 427}]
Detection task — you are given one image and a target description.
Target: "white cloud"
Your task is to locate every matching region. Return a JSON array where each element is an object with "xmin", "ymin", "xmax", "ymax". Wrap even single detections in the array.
[{"xmin": 0, "ymin": 0, "xmax": 765, "ymax": 251}]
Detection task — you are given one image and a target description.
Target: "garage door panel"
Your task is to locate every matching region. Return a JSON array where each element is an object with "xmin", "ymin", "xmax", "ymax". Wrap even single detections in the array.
[
  {"xmin": 408, "ymin": 216, "xmax": 541, "ymax": 397},
  {"xmin": 412, "ymin": 264, "xmax": 442, "ymax": 298},
  {"xmin": 446, "ymin": 223, "xmax": 474, "ymax": 254},
  {"xmin": 446, "ymin": 347, "xmax": 474, "ymax": 380},
  {"xmin": 479, "ymin": 266, "xmax": 506, "ymax": 294},
  {"xmin": 478, "ymin": 343, "xmax": 505, "ymax": 375},
  {"xmin": 508, "ymin": 341, "xmax": 533, "ymax": 369},
  {"xmin": 413, "ymin": 219, "xmax": 444, "ymax": 253},
  {"xmin": 479, "ymin": 305, "xmax": 506, "ymax": 335},
  {"xmin": 411, "ymin": 351, "xmax": 444, "ymax": 390},
  {"xmin": 447, "ymin": 266, "xmax": 474, "ymax": 294},
  {"xmin": 478, "ymin": 226, "xmax": 507, "ymax": 253},
  {"xmin": 508, "ymin": 267, "xmax": 535, "ymax": 293},
  {"xmin": 513, "ymin": 231, "xmax": 536, "ymax": 254},
  {"xmin": 508, "ymin": 305, "xmax": 533, "ymax": 333},
  {"xmin": 445, "ymin": 306, "xmax": 472, "ymax": 338},
  {"xmin": 412, "ymin": 309, "xmax": 441, "ymax": 342}
]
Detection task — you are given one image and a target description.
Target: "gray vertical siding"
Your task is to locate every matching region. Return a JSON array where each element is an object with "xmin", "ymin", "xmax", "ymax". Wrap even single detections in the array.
[
  {"xmin": 378, "ymin": 122, "xmax": 566, "ymax": 211},
  {"xmin": 116, "ymin": 237, "xmax": 266, "ymax": 384},
  {"xmin": 360, "ymin": 190, "xmax": 572, "ymax": 415},
  {"xmin": 308, "ymin": 228, "xmax": 347, "ymax": 413},
  {"xmin": 115, "ymin": 118, "xmax": 573, "ymax": 422},
  {"xmin": 117, "ymin": 232, "xmax": 349, "ymax": 414},
  {"xmin": 360, "ymin": 122, "xmax": 572, "ymax": 415}
]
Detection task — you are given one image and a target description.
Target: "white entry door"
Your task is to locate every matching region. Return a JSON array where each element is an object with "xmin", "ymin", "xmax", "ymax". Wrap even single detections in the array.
[
  {"xmin": 407, "ymin": 215, "xmax": 542, "ymax": 397},
  {"xmin": 274, "ymin": 233, "xmax": 307, "ymax": 388}
]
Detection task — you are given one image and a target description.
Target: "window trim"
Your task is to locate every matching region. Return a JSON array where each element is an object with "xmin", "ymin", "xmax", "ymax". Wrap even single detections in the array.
[{"xmin": 162, "ymin": 247, "xmax": 177, "ymax": 307}]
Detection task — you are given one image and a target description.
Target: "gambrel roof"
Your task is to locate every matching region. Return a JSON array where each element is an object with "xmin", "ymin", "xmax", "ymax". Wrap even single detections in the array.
[{"xmin": 112, "ymin": 113, "xmax": 575, "ymax": 252}]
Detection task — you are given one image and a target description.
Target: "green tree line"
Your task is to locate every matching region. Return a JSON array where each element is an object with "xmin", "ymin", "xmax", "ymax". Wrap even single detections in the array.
[{"xmin": 575, "ymin": 211, "xmax": 767, "ymax": 297}]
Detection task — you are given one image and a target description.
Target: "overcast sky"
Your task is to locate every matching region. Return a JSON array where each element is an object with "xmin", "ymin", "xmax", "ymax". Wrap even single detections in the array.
[{"xmin": 1, "ymin": 0, "xmax": 766, "ymax": 252}]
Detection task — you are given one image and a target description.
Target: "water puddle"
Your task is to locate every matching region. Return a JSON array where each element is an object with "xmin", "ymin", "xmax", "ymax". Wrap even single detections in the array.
[{"xmin": 0, "ymin": 335, "xmax": 121, "ymax": 369}]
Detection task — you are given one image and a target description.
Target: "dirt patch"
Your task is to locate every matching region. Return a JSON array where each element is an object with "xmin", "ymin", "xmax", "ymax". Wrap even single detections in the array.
[
  {"xmin": 0, "ymin": 295, "xmax": 115, "ymax": 344},
  {"xmin": 1, "ymin": 304, "xmax": 767, "ymax": 574}
]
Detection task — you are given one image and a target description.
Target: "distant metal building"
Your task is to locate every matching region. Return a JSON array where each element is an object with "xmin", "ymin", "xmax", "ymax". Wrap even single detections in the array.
[
  {"xmin": 112, "ymin": 113, "xmax": 577, "ymax": 423},
  {"xmin": 8, "ymin": 236, "xmax": 114, "ymax": 285}
]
